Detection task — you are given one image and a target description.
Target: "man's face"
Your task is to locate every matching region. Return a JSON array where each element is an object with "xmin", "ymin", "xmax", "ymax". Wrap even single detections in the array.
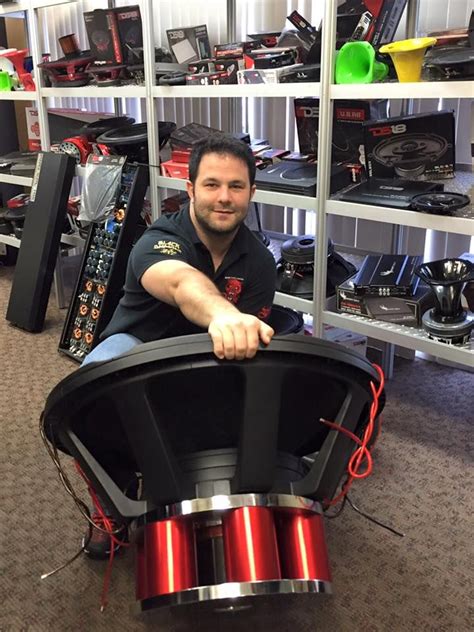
[{"xmin": 187, "ymin": 152, "xmax": 256, "ymax": 237}]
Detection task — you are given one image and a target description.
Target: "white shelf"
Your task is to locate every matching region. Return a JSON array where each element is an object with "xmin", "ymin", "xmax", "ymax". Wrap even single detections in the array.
[
  {"xmin": 156, "ymin": 176, "xmax": 318, "ymax": 210},
  {"xmin": 0, "ymin": 173, "xmax": 33, "ymax": 186},
  {"xmin": 0, "ymin": 234, "xmax": 21, "ymax": 248},
  {"xmin": 274, "ymin": 292, "xmax": 313, "ymax": 313},
  {"xmin": 0, "ymin": 91, "xmax": 37, "ymax": 101},
  {"xmin": 152, "ymin": 83, "xmax": 321, "ymax": 99},
  {"xmin": 31, "ymin": 0, "xmax": 77, "ymax": 8},
  {"xmin": 41, "ymin": 86, "xmax": 147, "ymax": 99},
  {"xmin": 326, "ymin": 199, "xmax": 474, "ymax": 237},
  {"xmin": 0, "ymin": 231, "xmax": 84, "ymax": 249},
  {"xmin": 0, "ymin": 1, "xmax": 28, "ymax": 15},
  {"xmin": 330, "ymin": 81, "xmax": 474, "ymax": 100},
  {"xmin": 323, "ymin": 310, "xmax": 474, "ymax": 368}
]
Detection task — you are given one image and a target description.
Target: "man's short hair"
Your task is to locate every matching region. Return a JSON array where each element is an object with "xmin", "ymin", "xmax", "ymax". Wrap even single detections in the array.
[{"xmin": 188, "ymin": 132, "xmax": 256, "ymax": 186}]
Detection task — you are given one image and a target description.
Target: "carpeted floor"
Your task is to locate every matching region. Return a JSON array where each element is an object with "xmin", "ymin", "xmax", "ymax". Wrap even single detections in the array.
[{"xmin": 0, "ymin": 264, "xmax": 472, "ymax": 632}]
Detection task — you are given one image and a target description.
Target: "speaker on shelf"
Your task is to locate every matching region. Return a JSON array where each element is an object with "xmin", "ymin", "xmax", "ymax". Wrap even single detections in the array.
[{"xmin": 6, "ymin": 153, "xmax": 76, "ymax": 333}]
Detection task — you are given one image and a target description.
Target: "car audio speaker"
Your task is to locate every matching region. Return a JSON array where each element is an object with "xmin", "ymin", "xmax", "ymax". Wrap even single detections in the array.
[
  {"xmin": 414, "ymin": 258, "xmax": 474, "ymax": 345},
  {"xmin": 6, "ymin": 152, "xmax": 76, "ymax": 332},
  {"xmin": 410, "ymin": 192, "xmax": 470, "ymax": 215},
  {"xmin": 370, "ymin": 133, "xmax": 448, "ymax": 178}
]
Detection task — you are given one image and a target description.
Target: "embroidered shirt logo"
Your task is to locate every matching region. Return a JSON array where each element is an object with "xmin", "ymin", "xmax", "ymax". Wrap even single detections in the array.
[
  {"xmin": 153, "ymin": 240, "xmax": 182, "ymax": 255},
  {"xmin": 224, "ymin": 277, "xmax": 243, "ymax": 304}
]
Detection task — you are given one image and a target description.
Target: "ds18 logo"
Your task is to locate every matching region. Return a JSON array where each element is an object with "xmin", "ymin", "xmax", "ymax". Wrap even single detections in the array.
[
  {"xmin": 295, "ymin": 106, "xmax": 319, "ymax": 118},
  {"xmin": 368, "ymin": 123, "xmax": 407, "ymax": 137},
  {"xmin": 169, "ymin": 30, "xmax": 184, "ymax": 39}
]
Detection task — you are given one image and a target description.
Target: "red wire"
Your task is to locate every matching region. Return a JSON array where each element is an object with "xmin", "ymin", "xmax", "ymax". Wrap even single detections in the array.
[
  {"xmin": 74, "ymin": 461, "xmax": 130, "ymax": 611},
  {"xmin": 323, "ymin": 363, "xmax": 385, "ymax": 508}
]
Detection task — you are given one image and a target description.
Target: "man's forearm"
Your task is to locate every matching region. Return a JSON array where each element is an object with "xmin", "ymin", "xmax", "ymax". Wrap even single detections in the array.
[{"xmin": 174, "ymin": 269, "xmax": 239, "ymax": 328}]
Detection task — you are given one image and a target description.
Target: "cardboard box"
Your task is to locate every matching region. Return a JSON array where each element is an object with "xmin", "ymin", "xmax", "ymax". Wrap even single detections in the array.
[
  {"xmin": 167, "ymin": 25, "xmax": 212, "ymax": 64},
  {"xmin": 114, "ymin": 5, "xmax": 143, "ymax": 65},
  {"xmin": 337, "ymin": 0, "xmax": 408, "ymax": 46},
  {"xmin": 294, "ymin": 98, "xmax": 388, "ymax": 163},
  {"xmin": 84, "ymin": 9, "xmax": 123, "ymax": 64},
  {"xmin": 214, "ymin": 41, "xmax": 260, "ymax": 59},
  {"xmin": 363, "ymin": 110, "xmax": 456, "ymax": 181},
  {"xmin": 237, "ymin": 65, "xmax": 302, "ymax": 84},
  {"xmin": 214, "ymin": 57, "xmax": 245, "ymax": 83},
  {"xmin": 186, "ymin": 70, "xmax": 234, "ymax": 85},
  {"xmin": 337, "ymin": 276, "xmax": 435, "ymax": 327}
]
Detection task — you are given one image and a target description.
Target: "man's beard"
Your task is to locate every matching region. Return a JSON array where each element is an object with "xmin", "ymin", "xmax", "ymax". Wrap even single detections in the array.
[{"xmin": 192, "ymin": 199, "xmax": 248, "ymax": 236}]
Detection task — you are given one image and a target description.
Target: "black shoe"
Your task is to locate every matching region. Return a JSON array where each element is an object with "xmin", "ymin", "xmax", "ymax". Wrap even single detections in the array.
[{"xmin": 82, "ymin": 512, "xmax": 129, "ymax": 560}]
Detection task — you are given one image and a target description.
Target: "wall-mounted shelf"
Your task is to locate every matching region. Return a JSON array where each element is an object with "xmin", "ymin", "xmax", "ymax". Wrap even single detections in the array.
[
  {"xmin": 41, "ymin": 86, "xmax": 147, "ymax": 99},
  {"xmin": 326, "ymin": 199, "xmax": 474, "ymax": 237},
  {"xmin": 0, "ymin": 91, "xmax": 37, "ymax": 101},
  {"xmin": 0, "ymin": 173, "xmax": 33, "ymax": 186},
  {"xmin": 323, "ymin": 310, "xmax": 474, "ymax": 368},
  {"xmin": 330, "ymin": 80, "xmax": 474, "ymax": 100},
  {"xmin": 152, "ymin": 83, "xmax": 321, "ymax": 99},
  {"xmin": 274, "ymin": 292, "xmax": 313, "ymax": 313}
]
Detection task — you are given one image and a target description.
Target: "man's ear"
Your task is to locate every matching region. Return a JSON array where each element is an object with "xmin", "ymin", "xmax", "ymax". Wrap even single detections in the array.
[
  {"xmin": 249, "ymin": 184, "xmax": 256, "ymax": 200},
  {"xmin": 186, "ymin": 180, "xmax": 194, "ymax": 201}
]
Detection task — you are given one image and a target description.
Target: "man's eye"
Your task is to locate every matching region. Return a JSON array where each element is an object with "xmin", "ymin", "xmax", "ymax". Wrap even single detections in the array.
[
  {"xmin": 231, "ymin": 184, "xmax": 244, "ymax": 189},
  {"xmin": 205, "ymin": 183, "xmax": 217, "ymax": 188}
]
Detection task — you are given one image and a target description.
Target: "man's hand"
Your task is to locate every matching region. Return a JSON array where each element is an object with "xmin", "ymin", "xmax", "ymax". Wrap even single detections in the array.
[{"xmin": 208, "ymin": 313, "xmax": 274, "ymax": 360}]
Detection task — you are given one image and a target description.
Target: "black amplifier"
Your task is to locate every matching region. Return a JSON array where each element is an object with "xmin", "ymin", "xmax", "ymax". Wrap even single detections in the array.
[
  {"xmin": 58, "ymin": 162, "xmax": 148, "ymax": 362},
  {"xmin": 351, "ymin": 254, "xmax": 423, "ymax": 297}
]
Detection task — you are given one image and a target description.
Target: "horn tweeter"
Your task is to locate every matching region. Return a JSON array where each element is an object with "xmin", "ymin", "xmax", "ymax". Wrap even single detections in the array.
[
  {"xmin": 379, "ymin": 37, "xmax": 437, "ymax": 82},
  {"xmin": 414, "ymin": 258, "xmax": 474, "ymax": 345}
]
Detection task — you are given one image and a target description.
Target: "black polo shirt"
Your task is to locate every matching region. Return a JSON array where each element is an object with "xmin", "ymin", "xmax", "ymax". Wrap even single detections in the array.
[{"xmin": 101, "ymin": 205, "xmax": 277, "ymax": 342}]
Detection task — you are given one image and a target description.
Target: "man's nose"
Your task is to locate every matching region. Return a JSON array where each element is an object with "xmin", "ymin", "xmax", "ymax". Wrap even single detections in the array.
[{"xmin": 217, "ymin": 185, "xmax": 232, "ymax": 203}]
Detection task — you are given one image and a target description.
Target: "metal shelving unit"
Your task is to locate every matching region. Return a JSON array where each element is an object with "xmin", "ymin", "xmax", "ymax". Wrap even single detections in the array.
[{"xmin": 1, "ymin": 0, "xmax": 472, "ymax": 370}]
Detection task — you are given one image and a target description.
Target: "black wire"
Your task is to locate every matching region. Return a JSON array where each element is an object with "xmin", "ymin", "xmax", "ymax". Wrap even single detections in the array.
[
  {"xmin": 346, "ymin": 494, "xmax": 405, "ymax": 537},
  {"xmin": 324, "ymin": 494, "xmax": 348, "ymax": 519}
]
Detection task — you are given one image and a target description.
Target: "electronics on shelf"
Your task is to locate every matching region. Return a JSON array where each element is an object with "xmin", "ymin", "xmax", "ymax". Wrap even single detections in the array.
[
  {"xmin": 350, "ymin": 254, "xmax": 422, "ymax": 297},
  {"xmin": 58, "ymin": 162, "xmax": 149, "ymax": 362},
  {"xmin": 338, "ymin": 178, "xmax": 444, "ymax": 209}
]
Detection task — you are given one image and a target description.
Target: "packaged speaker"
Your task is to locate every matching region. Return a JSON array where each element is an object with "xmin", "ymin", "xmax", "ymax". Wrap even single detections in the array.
[
  {"xmin": 166, "ymin": 25, "xmax": 212, "ymax": 64},
  {"xmin": 337, "ymin": 1, "xmax": 408, "ymax": 46},
  {"xmin": 84, "ymin": 9, "xmax": 123, "ymax": 64},
  {"xmin": 294, "ymin": 98, "xmax": 388, "ymax": 164},
  {"xmin": 113, "ymin": 6, "xmax": 142, "ymax": 65},
  {"xmin": 363, "ymin": 110, "xmax": 456, "ymax": 181}
]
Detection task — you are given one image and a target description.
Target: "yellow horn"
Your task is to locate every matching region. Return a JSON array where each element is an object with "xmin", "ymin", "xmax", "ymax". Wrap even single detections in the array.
[{"xmin": 379, "ymin": 37, "xmax": 437, "ymax": 82}]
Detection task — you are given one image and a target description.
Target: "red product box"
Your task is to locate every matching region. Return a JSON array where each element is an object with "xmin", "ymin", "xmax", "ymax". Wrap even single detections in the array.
[
  {"xmin": 214, "ymin": 41, "xmax": 260, "ymax": 59},
  {"xmin": 171, "ymin": 149, "xmax": 191, "ymax": 163},
  {"xmin": 161, "ymin": 160, "xmax": 189, "ymax": 179},
  {"xmin": 186, "ymin": 71, "xmax": 234, "ymax": 85}
]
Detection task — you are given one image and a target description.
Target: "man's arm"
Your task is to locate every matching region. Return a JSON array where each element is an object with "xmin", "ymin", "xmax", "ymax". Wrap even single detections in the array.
[{"xmin": 141, "ymin": 260, "xmax": 274, "ymax": 360}]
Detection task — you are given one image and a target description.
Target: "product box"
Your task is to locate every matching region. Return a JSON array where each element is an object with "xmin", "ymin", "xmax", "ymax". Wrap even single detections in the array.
[
  {"xmin": 160, "ymin": 159, "xmax": 189, "ymax": 179},
  {"xmin": 188, "ymin": 59, "xmax": 215, "ymax": 74},
  {"xmin": 84, "ymin": 9, "xmax": 123, "ymax": 64},
  {"xmin": 337, "ymin": 0, "xmax": 408, "ymax": 46},
  {"xmin": 186, "ymin": 70, "xmax": 234, "ymax": 85},
  {"xmin": 169, "ymin": 122, "xmax": 220, "ymax": 150},
  {"xmin": 167, "ymin": 25, "xmax": 212, "ymax": 64},
  {"xmin": 337, "ymin": 276, "xmax": 435, "ymax": 327},
  {"xmin": 363, "ymin": 110, "xmax": 456, "ymax": 181},
  {"xmin": 294, "ymin": 98, "xmax": 388, "ymax": 164},
  {"xmin": 214, "ymin": 41, "xmax": 260, "ymax": 59},
  {"xmin": 114, "ymin": 5, "xmax": 143, "ymax": 64},
  {"xmin": 26, "ymin": 107, "xmax": 41, "ymax": 151},
  {"xmin": 238, "ymin": 65, "xmax": 302, "ymax": 84},
  {"xmin": 214, "ymin": 57, "xmax": 245, "ymax": 83}
]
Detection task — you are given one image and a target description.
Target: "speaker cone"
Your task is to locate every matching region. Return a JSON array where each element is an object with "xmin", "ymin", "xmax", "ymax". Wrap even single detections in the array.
[
  {"xmin": 415, "ymin": 258, "xmax": 474, "ymax": 344},
  {"xmin": 371, "ymin": 133, "xmax": 448, "ymax": 178},
  {"xmin": 410, "ymin": 192, "xmax": 470, "ymax": 215}
]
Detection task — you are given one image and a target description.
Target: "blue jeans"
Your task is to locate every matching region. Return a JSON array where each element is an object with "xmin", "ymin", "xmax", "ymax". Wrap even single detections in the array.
[{"xmin": 81, "ymin": 333, "xmax": 143, "ymax": 367}]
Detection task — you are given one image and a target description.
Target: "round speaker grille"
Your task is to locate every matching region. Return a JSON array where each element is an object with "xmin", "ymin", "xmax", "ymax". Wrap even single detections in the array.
[
  {"xmin": 371, "ymin": 133, "xmax": 448, "ymax": 177},
  {"xmin": 410, "ymin": 192, "xmax": 470, "ymax": 215}
]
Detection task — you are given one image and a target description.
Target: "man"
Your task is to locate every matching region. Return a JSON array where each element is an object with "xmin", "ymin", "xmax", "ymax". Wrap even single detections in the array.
[{"xmin": 81, "ymin": 132, "xmax": 277, "ymax": 558}]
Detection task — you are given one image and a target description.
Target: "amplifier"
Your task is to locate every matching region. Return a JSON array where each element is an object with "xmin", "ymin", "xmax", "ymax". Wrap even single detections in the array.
[
  {"xmin": 6, "ymin": 152, "xmax": 76, "ymax": 332},
  {"xmin": 58, "ymin": 162, "xmax": 148, "ymax": 362}
]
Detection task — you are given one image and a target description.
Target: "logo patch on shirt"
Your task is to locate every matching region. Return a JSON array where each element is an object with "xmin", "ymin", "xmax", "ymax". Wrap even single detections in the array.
[
  {"xmin": 224, "ymin": 277, "xmax": 243, "ymax": 304},
  {"xmin": 153, "ymin": 240, "xmax": 182, "ymax": 255}
]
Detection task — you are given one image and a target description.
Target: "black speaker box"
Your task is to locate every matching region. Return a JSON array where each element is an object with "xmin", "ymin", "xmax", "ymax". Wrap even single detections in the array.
[{"xmin": 6, "ymin": 152, "xmax": 76, "ymax": 332}]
